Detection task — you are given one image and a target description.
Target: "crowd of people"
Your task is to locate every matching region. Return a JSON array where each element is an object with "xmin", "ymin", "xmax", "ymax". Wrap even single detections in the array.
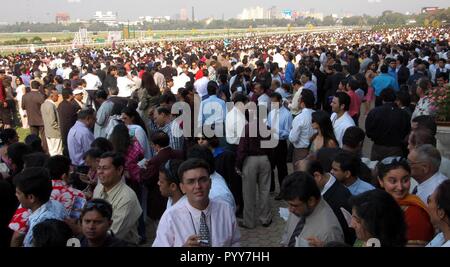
[{"xmin": 0, "ymin": 26, "xmax": 450, "ymax": 247}]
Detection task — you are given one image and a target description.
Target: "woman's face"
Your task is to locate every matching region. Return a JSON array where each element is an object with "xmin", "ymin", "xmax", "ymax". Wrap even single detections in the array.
[
  {"xmin": 350, "ymin": 208, "xmax": 372, "ymax": 243},
  {"xmin": 15, "ymin": 78, "xmax": 22, "ymax": 86},
  {"xmin": 121, "ymin": 113, "xmax": 133, "ymax": 125},
  {"xmin": 379, "ymin": 167, "xmax": 411, "ymax": 200},
  {"xmin": 312, "ymin": 121, "xmax": 319, "ymax": 130}
]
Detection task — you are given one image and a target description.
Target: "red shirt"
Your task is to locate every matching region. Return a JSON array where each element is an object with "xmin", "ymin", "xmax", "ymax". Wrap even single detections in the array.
[{"xmin": 346, "ymin": 90, "xmax": 361, "ymax": 117}]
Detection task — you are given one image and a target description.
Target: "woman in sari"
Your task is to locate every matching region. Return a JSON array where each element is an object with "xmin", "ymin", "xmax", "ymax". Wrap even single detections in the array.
[{"xmin": 376, "ymin": 157, "xmax": 434, "ymax": 246}]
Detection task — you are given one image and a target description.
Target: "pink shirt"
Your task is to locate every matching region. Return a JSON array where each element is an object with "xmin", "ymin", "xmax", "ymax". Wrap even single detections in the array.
[
  {"xmin": 347, "ymin": 90, "xmax": 362, "ymax": 117},
  {"xmin": 152, "ymin": 198, "xmax": 240, "ymax": 247}
]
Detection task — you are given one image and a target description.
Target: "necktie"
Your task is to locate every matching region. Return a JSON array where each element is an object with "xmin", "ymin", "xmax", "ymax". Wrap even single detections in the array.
[
  {"xmin": 412, "ymin": 186, "xmax": 418, "ymax": 195},
  {"xmin": 199, "ymin": 212, "xmax": 211, "ymax": 247},
  {"xmin": 288, "ymin": 217, "xmax": 306, "ymax": 247}
]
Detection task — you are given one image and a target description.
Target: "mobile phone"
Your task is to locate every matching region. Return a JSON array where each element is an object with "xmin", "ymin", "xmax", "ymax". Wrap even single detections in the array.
[{"xmin": 198, "ymin": 240, "xmax": 210, "ymax": 246}]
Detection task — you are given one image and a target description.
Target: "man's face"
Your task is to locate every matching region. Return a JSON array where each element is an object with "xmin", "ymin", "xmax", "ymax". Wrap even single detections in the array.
[
  {"xmin": 427, "ymin": 191, "xmax": 443, "ymax": 228},
  {"xmin": 438, "ymin": 61, "xmax": 445, "ymax": 68},
  {"xmin": 286, "ymin": 198, "xmax": 314, "ymax": 218},
  {"xmin": 331, "ymin": 161, "xmax": 348, "ymax": 183},
  {"xmin": 153, "ymin": 111, "xmax": 166, "ymax": 127},
  {"xmin": 97, "ymin": 157, "xmax": 122, "ymax": 189},
  {"xmin": 436, "ymin": 77, "xmax": 447, "ymax": 88},
  {"xmin": 389, "ymin": 61, "xmax": 397, "ymax": 69},
  {"xmin": 15, "ymin": 188, "xmax": 33, "ymax": 209},
  {"xmin": 74, "ymin": 93, "xmax": 83, "ymax": 101},
  {"xmin": 50, "ymin": 90, "xmax": 59, "ymax": 102},
  {"xmin": 330, "ymin": 97, "xmax": 341, "ymax": 113},
  {"xmin": 407, "ymin": 150, "xmax": 427, "ymax": 181},
  {"xmin": 81, "ymin": 210, "xmax": 112, "ymax": 242},
  {"xmin": 158, "ymin": 171, "xmax": 172, "ymax": 198},
  {"xmin": 180, "ymin": 168, "xmax": 211, "ymax": 207},
  {"xmin": 253, "ymin": 84, "xmax": 263, "ymax": 96}
]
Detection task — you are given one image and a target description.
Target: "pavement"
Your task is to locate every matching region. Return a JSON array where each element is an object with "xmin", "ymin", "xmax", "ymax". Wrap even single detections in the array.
[{"xmin": 144, "ymin": 108, "xmax": 374, "ymax": 247}]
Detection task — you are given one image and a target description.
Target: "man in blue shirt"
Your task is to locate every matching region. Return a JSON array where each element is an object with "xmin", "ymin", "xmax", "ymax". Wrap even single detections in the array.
[
  {"xmin": 13, "ymin": 167, "xmax": 67, "ymax": 247},
  {"xmin": 284, "ymin": 53, "xmax": 295, "ymax": 85},
  {"xmin": 331, "ymin": 152, "xmax": 375, "ymax": 196},
  {"xmin": 67, "ymin": 108, "xmax": 96, "ymax": 167},
  {"xmin": 267, "ymin": 92, "xmax": 293, "ymax": 199},
  {"xmin": 198, "ymin": 81, "xmax": 227, "ymax": 137},
  {"xmin": 371, "ymin": 64, "xmax": 399, "ymax": 106}
]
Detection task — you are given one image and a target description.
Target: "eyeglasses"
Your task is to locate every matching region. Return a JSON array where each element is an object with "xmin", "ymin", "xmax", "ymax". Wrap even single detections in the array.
[{"xmin": 183, "ymin": 176, "xmax": 210, "ymax": 186}]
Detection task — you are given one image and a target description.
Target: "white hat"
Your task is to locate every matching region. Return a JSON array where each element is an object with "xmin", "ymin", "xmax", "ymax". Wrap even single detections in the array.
[{"xmin": 73, "ymin": 89, "xmax": 84, "ymax": 95}]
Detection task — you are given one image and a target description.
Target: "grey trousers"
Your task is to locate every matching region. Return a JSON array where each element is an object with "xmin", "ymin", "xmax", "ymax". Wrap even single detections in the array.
[{"xmin": 242, "ymin": 155, "xmax": 272, "ymax": 228}]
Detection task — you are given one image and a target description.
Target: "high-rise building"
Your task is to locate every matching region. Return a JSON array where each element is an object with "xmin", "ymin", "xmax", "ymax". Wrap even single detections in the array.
[
  {"xmin": 180, "ymin": 8, "xmax": 188, "ymax": 21},
  {"xmin": 192, "ymin": 6, "xmax": 195, "ymax": 22},
  {"xmin": 56, "ymin": 12, "xmax": 70, "ymax": 24},
  {"xmin": 94, "ymin": 11, "xmax": 118, "ymax": 26},
  {"xmin": 238, "ymin": 6, "xmax": 264, "ymax": 20}
]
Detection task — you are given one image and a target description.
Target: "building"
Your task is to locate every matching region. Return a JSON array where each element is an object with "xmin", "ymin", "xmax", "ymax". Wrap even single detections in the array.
[
  {"xmin": 138, "ymin": 16, "xmax": 170, "ymax": 24},
  {"xmin": 238, "ymin": 6, "xmax": 265, "ymax": 20},
  {"xmin": 421, "ymin": 7, "xmax": 443, "ymax": 15},
  {"xmin": 180, "ymin": 8, "xmax": 188, "ymax": 21},
  {"xmin": 268, "ymin": 6, "xmax": 279, "ymax": 19},
  {"xmin": 94, "ymin": 11, "xmax": 118, "ymax": 27},
  {"xmin": 56, "ymin": 12, "xmax": 70, "ymax": 25}
]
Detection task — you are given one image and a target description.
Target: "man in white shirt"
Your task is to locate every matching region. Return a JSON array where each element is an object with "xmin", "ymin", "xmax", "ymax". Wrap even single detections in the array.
[
  {"xmin": 225, "ymin": 93, "xmax": 248, "ymax": 151},
  {"xmin": 427, "ymin": 180, "xmax": 450, "ymax": 247},
  {"xmin": 82, "ymin": 66, "xmax": 102, "ymax": 90},
  {"xmin": 194, "ymin": 69, "xmax": 210, "ymax": 99},
  {"xmin": 408, "ymin": 145, "xmax": 449, "ymax": 204},
  {"xmin": 330, "ymin": 92, "xmax": 355, "ymax": 147},
  {"xmin": 289, "ymin": 90, "xmax": 315, "ymax": 170},
  {"xmin": 152, "ymin": 158, "xmax": 240, "ymax": 247}
]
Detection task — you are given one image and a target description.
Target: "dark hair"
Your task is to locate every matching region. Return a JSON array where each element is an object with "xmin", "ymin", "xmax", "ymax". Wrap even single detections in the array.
[
  {"xmin": 435, "ymin": 180, "xmax": 450, "ymax": 221},
  {"xmin": 7, "ymin": 142, "xmax": 32, "ymax": 173},
  {"xmin": 99, "ymin": 152, "xmax": 125, "ymax": 169},
  {"xmin": 396, "ymin": 89, "xmax": 411, "ymax": 107},
  {"xmin": 45, "ymin": 155, "xmax": 71, "ymax": 180},
  {"xmin": 232, "ymin": 92, "xmax": 248, "ymax": 104},
  {"xmin": 151, "ymin": 130, "xmax": 170, "ymax": 147},
  {"xmin": 311, "ymin": 110, "xmax": 338, "ymax": 147},
  {"xmin": 156, "ymin": 106, "xmax": 171, "ymax": 116},
  {"xmin": 281, "ymin": 172, "xmax": 321, "ymax": 202},
  {"xmin": 121, "ymin": 106, "xmax": 148, "ymax": 135},
  {"xmin": 347, "ymin": 78, "xmax": 360, "ymax": 91},
  {"xmin": 31, "ymin": 80, "xmax": 41, "ymax": 90},
  {"xmin": 159, "ymin": 159, "xmax": 183, "ymax": 185},
  {"xmin": 90, "ymin": 137, "xmax": 114, "ymax": 152},
  {"xmin": 32, "ymin": 219, "xmax": 73, "ymax": 247},
  {"xmin": 380, "ymin": 65, "xmax": 389, "ymax": 73},
  {"xmin": 109, "ymin": 124, "xmax": 131, "ymax": 155},
  {"xmin": 334, "ymin": 92, "xmax": 350, "ymax": 111},
  {"xmin": 24, "ymin": 152, "xmax": 49, "ymax": 169},
  {"xmin": 380, "ymin": 88, "xmax": 396, "ymax": 102},
  {"xmin": 81, "ymin": 199, "xmax": 113, "ymax": 221},
  {"xmin": 412, "ymin": 115, "xmax": 437, "ymax": 136},
  {"xmin": 95, "ymin": 90, "xmax": 108, "ymax": 100},
  {"xmin": 436, "ymin": 72, "xmax": 449, "ymax": 81},
  {"xmin": 333, "ymin": 151, "xmax": 361, "ymax": 177},
  {"xmin": 186, "ymin": 145, "xmax": 215, "ymax": 173},
  {"xmin": 178, "ymin": 158, "xmax": 211, "ymax": 182},
  {"xmin": 23, "ymin": 134, "xmax": 43, "ymax": 153},
  {"xmin": 349, "ymin": 189, "xmax": 407, "ymax": 247},
  {"xmin": 159, "ymin": 91, "xmax": 176, "ymax": 105},
  {"xmin": 141, "ymin": 71, "xmax": 160, "ymax": 96},
  {"xmin": 343, "ymin": 126, "xmax": 365, "ymax": 149},
  {"xmin": 13, "ymin": 167, "xmax": 52, "ymax": 203},
  {"xmin": 207, "ymin": 81, "xmax": 219, "ymax": 96},
  {"xmin": 78, "ymin": 108, "xmax": 96, "ymax": 120},
  {"xmin": 306, "ymin": 160, "xmax": 325, "ymax": 176},
  {"xmin": 270, "ymin": 92, "xmax": 282, "ymax": 102},
  {"xmin": 0, "ymin": 128, "xmax": 18, "ymax": 145},
  {"xmin": 301, "ymin": 89, "xmax": 315, "ymax": 108},
  {"xmin": 376, "ymin": 157, "xmax": 411, "ymax": 180}
]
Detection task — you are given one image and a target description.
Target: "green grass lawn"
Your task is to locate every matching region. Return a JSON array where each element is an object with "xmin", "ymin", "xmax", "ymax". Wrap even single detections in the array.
[{"xmin": 16, "ymin": 127, "xmax": 30, "ymax": 142}]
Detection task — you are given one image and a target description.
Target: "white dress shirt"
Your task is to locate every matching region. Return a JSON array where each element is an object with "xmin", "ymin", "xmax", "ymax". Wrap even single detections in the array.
[
  {"xmin": 289, "ymin": 108, "xmax": 314, "ymax": 149},
  {"xmin": 117, "ymin": 76, "xmax": 137, "ymax": 97},
  {"xmin": 331, "ymin": 112, "xmax": 355, "ymax": 148},
  {"xmin": 321, "ymin": 174, "xmax": 337, "ymax": 196},
  {"xmin": 210, "ymin": 172, "xmax": 236, "ymax": 212},
  {"xmin": 82, "ymin": 73, "xmax": 102, "ymax": 90},
  {"xmin": 225, "ymin": 107, "xmax": 246, "ymax": 145},
  {"xmin": 152, "ymin": 199, "xmax": 240, "ymax": 247},
  {"xmin": 416, "ymin": 172, "xmax": 448, "ymax": 204}
]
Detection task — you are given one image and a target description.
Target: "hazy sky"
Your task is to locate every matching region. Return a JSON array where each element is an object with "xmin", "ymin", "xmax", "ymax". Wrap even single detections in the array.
[{"xmin": 2, "ymin": 0, "xmax": 450, "ymax": 23}]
